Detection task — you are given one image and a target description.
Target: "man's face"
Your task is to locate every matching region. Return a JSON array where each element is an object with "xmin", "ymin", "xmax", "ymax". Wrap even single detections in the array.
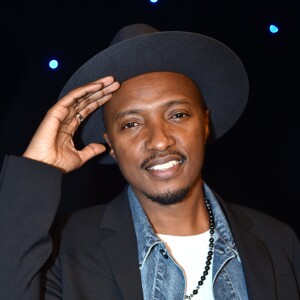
[{"xmin": 103, "ymin": 72, "xmax": 209, "ymax": 205}]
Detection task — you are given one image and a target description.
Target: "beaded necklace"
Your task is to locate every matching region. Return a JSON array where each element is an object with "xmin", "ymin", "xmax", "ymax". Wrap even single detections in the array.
[{"xmin": 184, "ymin": 198, "xmax": 215, "ymax": 299}]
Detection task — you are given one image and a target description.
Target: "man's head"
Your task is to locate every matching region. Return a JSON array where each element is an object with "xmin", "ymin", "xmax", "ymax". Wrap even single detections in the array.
[
  {"xmin": 58, "ymin": 23, "xmax": 249, "ymax": 164},
  {"xmin": 102, "ymin": 71, "xmax": 209, "ymax": 205}
]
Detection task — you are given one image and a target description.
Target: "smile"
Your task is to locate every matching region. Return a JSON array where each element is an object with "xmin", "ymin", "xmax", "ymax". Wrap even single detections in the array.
[
  {"xmin": 148, "ymin": 160, "xmax": 181, "ymax": 171},
  {"xmin": 145, "ymin": 157, "xmax": 185, "ymax": 179}
]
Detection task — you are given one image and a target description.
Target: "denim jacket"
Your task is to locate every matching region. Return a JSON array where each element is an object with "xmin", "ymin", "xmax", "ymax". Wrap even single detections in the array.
[{"xmin": 128, "ymin": 183, "xmax": 249, "ymax": 300}]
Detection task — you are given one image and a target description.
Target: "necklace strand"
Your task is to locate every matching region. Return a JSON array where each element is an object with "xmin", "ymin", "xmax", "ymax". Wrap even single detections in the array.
[{"xmin": 184, "ymin": 198, "xmax": 215, "ymax": 299}]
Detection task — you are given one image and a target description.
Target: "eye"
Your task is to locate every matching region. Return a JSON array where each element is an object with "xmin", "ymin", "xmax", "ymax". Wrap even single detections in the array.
[
  {"xmin": 122, "ymin": 121, "xmax": 139, "ymax": 129},
  {"xmin": 171, "ymin": 112, "xmax": 189, "ymax": 119}
]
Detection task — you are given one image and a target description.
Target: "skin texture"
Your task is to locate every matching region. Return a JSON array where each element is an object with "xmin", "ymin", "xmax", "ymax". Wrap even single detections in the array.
[
  {"xmin": 23, "ymin": 76, "xmax": 120, "ymax": 173},
  {"xmin": 103, "ymin": 72, "xmax": 210, "ymax": 235}
]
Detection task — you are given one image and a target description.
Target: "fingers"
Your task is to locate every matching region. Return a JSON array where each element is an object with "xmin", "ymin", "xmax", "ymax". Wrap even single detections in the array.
[
  {"xmin": 93, "ymin": 75, "xmax": 116, "ymax": 86},
  {"xmin": 69, "ymin": 82, "xmax": 119, "ymax": 135},
  {"xmin": 78, "ymin": 143, "xmax": 107, "ymax": 164},
  {"xmin": 58, "ymin": 76, "xmax": 120, "ymax": 109},
  {"xmin": 51, "ymin": 75, "xmax": 119, "ymax": 126},
  {"xmin": 73, "ymin": 80, "xmax": 120, "ymax": 114},
  {"xmin": 23, "ymin": 77, "xmax": 118, "ymax": 171},
  {"xmin": 47, "ymin": 76, "xmax": 119, "ymax": 141}
]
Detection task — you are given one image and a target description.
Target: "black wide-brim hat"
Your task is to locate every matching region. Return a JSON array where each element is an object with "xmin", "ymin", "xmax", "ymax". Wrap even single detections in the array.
[{"xmin": 58, "ymin": 23, "xmax": 249, "ymax": 164}]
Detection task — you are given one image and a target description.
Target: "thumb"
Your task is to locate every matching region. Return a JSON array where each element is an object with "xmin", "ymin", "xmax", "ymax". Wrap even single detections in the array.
[{"xmin": 79, "ymin": 143, "xmax": 107, "ymax": 164}]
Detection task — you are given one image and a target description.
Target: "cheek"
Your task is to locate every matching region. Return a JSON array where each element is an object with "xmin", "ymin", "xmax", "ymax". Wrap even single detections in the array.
[
  {"xmin": 111, "ymin": 139, "xmax": 141, "ymax": 170},
  {"xmin": 114, "ymin": 147, "xmax": 146, "ymax": 188},
  {"xmin": 183, "ymin": 125, "xmax": 207, "ymax": 163},
  {"xmin": 183, "ymin": 122, "xmax": 206, "ymax": 146}
]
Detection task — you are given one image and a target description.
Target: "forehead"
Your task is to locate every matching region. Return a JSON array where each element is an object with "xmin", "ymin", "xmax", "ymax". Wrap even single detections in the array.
[{"xmin": 103, "ymin": 71, "xmax": 204, "ymax": 120}]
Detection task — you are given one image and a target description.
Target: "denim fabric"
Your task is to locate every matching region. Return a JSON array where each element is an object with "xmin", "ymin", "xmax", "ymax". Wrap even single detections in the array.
[{"xmin": 128, "ymin": 183, "xmax": 249, "ymax": 300}]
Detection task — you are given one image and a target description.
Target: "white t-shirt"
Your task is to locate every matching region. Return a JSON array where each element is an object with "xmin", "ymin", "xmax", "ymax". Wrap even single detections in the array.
[{"xmin": 158, "ymin": 231, "xmax": 214, "ymax": 299}]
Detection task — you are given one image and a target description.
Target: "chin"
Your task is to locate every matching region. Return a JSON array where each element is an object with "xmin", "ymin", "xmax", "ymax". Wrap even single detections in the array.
[{"xmin": 143, "ymin": 187, "xmax": 189, "ymax": 206}]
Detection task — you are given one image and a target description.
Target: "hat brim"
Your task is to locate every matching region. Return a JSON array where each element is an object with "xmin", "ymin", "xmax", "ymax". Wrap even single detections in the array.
[{"xmin": 58, "ymin": 31, "xmax": 249, "ymax": 164}]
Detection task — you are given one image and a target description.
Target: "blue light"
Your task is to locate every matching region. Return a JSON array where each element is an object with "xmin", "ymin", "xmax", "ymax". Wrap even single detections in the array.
[
  {"xmin": 269, "ymin": 24, "xmax": 279, "ymax": 34},
  {"xmin": 150, "ymin": 0, "xmax": 158, "ymax": 3},
  {"xmin": 49, "ymin": 59, "xmax": 58, "ymax": 69}
]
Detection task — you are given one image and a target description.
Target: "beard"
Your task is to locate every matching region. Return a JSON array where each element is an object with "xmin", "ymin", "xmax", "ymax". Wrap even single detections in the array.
[{"xmin": 143, "ymin": 188, "xmax": 189, "ymax": 205}]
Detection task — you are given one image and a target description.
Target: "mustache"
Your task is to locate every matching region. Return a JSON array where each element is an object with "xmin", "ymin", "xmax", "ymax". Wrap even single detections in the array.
[{"xmin": 140, "ymin": 150, "xmax": 187, "ymax": 169}]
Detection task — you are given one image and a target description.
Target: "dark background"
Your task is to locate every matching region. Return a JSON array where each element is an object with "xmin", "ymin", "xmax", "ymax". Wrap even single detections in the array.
[{"xmin": 1, "ymin": 0, "xmax": 299, "ymax": 236}]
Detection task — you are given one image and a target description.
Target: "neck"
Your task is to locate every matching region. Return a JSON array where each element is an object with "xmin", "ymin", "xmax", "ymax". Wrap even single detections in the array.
[{"xmin": 137, "ymin": 182, "xmax": 209, "ymax": 236}]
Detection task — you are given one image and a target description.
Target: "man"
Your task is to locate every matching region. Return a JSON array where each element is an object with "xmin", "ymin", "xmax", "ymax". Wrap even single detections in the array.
[{"xmin": 0, "ymin": 24, "xmax": 299, "ymax": 300}]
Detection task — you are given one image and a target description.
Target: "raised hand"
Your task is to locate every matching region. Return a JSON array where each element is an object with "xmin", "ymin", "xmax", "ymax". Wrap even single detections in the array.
[{"xmin": 23, "ymin": 76, "xmax": 120, "ymax": 173}]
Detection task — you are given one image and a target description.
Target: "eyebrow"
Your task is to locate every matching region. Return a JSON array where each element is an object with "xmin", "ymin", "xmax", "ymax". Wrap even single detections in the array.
[{"xmin": 115, "ymin": 99, "xmax": 190, "ymax": 121}]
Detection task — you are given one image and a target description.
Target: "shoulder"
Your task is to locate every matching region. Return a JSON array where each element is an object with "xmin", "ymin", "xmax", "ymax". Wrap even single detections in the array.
[
  {"xmin": 57, "ymin": 188, "xmax": 127, "ymax": 233},
  {"xmin": 229, "ymin": 202, "xmax": 290, "ymax": 228},
  {"xmin": 54, "ymin": 189, "xmax": 129, "ymax": 248},
  {"xmin": 52, "ymin": 204, "xmax": 107, "ymax": 253},
  {"xmin": 227, "ymin": 202, "xmax": 300, "ymax": 247},
  {"xmin": 62, "ymin": 204, "xmax": 107, "ymax": 229}
]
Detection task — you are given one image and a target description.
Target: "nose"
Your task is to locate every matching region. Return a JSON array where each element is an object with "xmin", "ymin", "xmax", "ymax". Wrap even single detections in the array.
[{"xmin": 145, "ymin": 123, "xmax": 176, "ymax": 151}]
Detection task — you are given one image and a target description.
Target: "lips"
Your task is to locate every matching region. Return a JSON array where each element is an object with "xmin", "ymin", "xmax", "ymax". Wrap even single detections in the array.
[
  {"xmin": 141, "ymin": 152, "xmax": 186, "ymax": 178},
  {"xmin": 148, "ymin": 160, "xmax": 180, "ymax": 171}
]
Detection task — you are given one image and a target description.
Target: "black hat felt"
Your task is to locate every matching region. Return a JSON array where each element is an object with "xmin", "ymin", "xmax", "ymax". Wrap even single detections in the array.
[{"xmin": 58, "ymin": 23, "xmax": 249, "ymax": 164}]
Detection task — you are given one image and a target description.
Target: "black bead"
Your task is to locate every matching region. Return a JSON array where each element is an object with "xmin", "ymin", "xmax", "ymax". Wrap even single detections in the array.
[
  {"xmin": 205, "ymin": 266, "xmax": 210, "ymax": 271},
  {"xmin": 204, "ymin": 270, "xmax": 208, "ymax": 276},
  {"xmin": 193, "ymin": 290, "xmax": 198, "ymax": 295}
]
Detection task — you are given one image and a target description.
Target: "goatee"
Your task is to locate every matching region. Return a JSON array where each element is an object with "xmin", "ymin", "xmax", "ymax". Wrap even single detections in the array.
[{"xmin": 144, "ymin": 188, "xmax": 189, "ymax": 205}]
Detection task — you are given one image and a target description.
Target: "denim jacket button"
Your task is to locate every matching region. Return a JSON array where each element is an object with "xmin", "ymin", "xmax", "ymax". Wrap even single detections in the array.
[{"xmin": 160, "ymin": 249, "xmax": 169, "ymax": 259}]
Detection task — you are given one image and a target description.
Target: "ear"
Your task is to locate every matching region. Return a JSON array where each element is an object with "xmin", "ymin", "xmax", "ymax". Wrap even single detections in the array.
[
  {"xmin": 204, "ymin": 109, "xmax": 210, "ymax": 143},
  {"xmin": 103, "ymin": 132, "xmax": 117, "ymax": 161}
]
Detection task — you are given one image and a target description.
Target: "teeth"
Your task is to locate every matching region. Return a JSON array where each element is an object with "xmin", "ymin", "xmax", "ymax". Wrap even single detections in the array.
[{"xmin": 149, "ymin": 160, "xmax": 180, "ymax": 171}]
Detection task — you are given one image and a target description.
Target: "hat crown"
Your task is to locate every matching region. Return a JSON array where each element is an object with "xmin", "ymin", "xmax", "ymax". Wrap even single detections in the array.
[{"xmin": 109, "ymin": 23, "xmax": 158, "ymax": 46}]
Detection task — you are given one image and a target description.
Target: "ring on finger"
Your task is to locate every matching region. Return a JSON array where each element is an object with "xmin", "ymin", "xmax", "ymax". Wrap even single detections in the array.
[{"xmin": 76, "ymin": 112, "xmax": 84, "ymax": 123}]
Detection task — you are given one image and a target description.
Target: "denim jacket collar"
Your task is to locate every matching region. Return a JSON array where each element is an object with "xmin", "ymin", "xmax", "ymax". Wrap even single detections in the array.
[
  {"xmin": 127, "ymin": 183, "xmax": 240, "ymax": 271},
  {"xmin": 127, "ymin": 186, "xmax": 162, "ymax": 268}
]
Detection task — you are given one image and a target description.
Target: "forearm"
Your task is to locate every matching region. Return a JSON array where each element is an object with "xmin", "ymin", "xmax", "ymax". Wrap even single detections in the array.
[{"xmin": 0, "ymin": 155, "xmax": 63, "ymax": 299}]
